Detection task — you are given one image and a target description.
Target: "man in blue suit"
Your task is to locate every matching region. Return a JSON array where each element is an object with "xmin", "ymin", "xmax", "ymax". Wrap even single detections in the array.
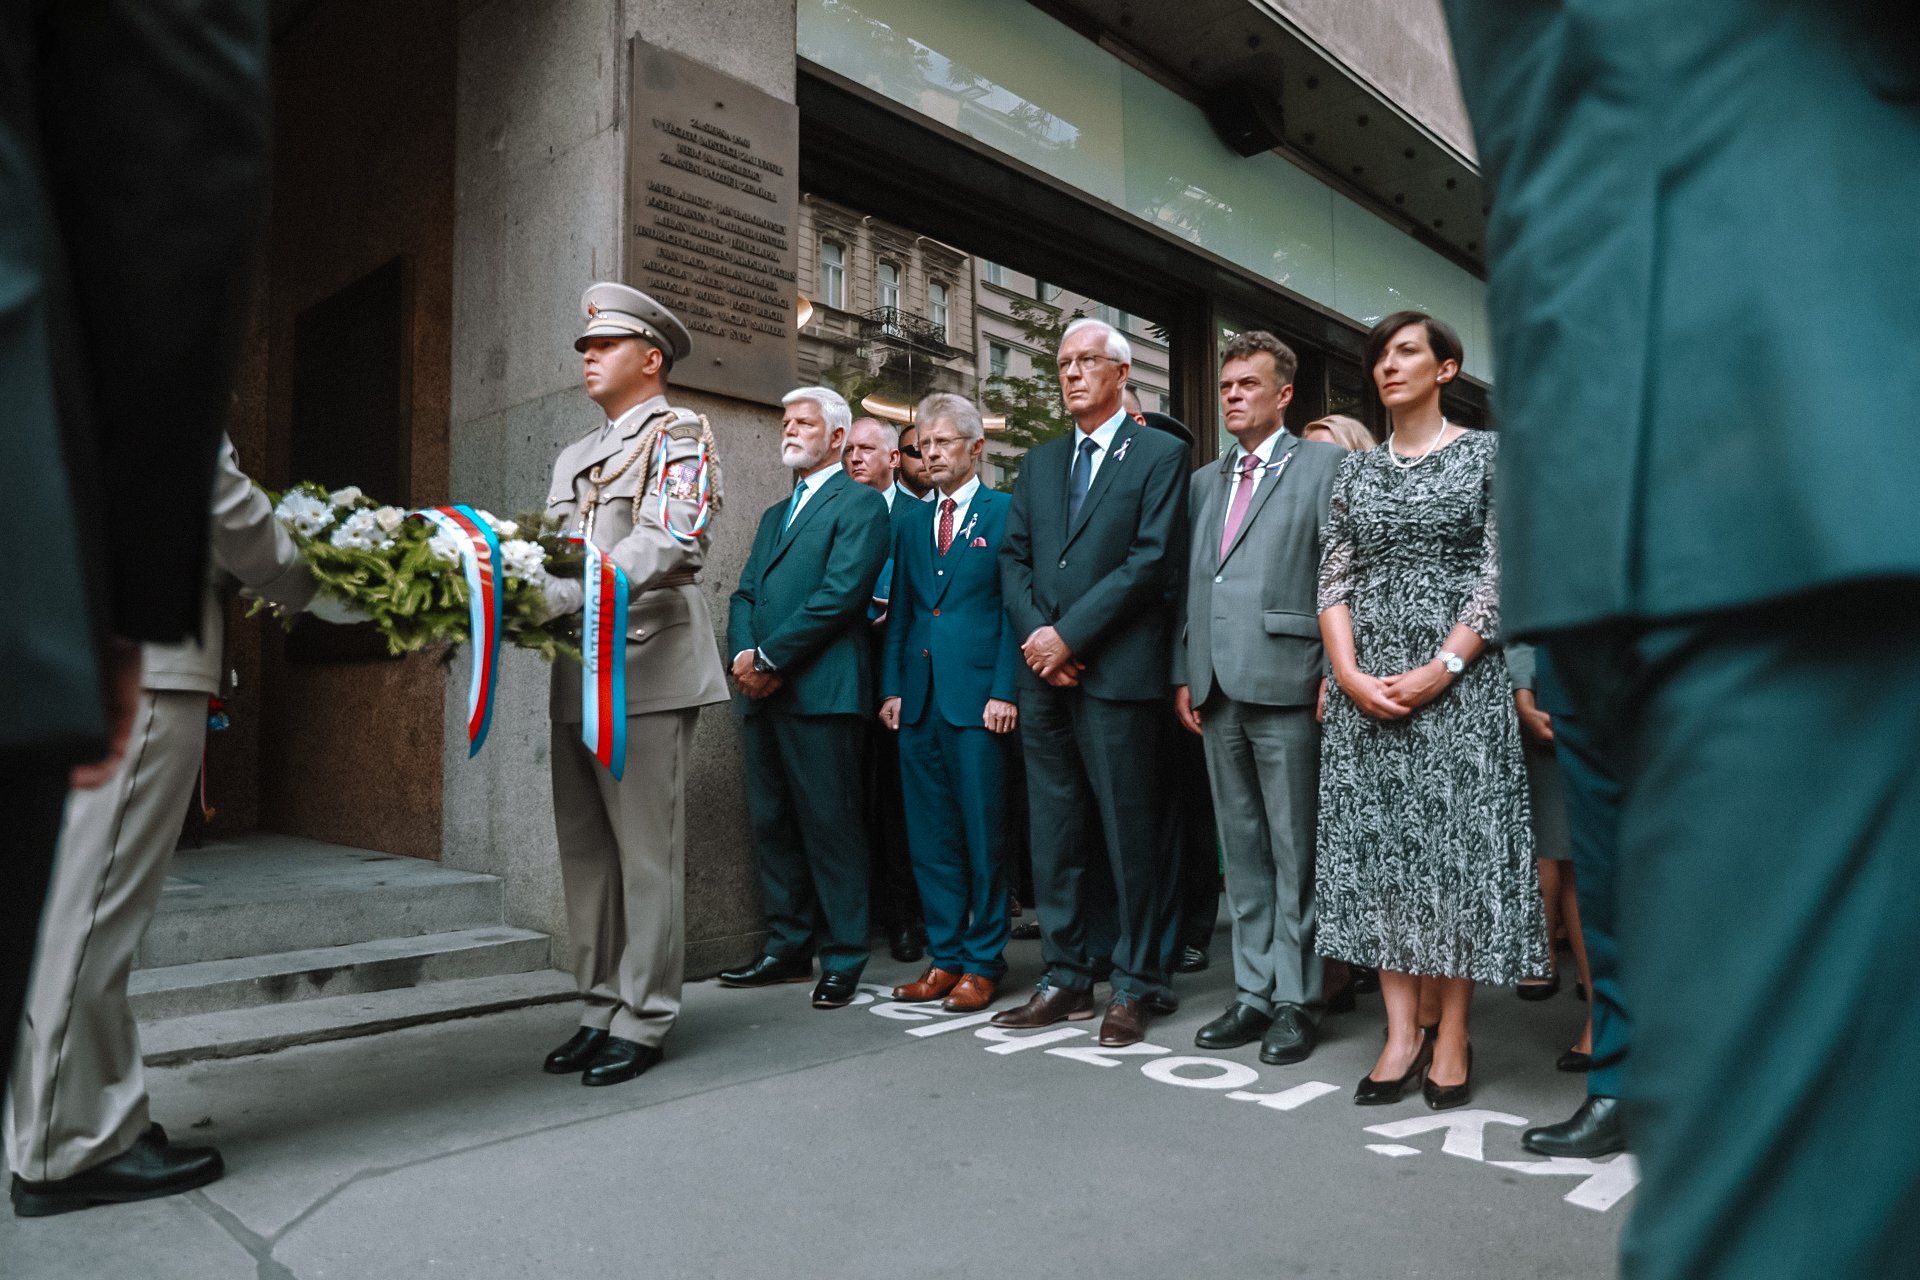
[
  {"xmin": 879, "ymin": 393, "xmax": 1021, "ymax": 1013},
  {"xmin": 720, "ymin": 386, "xmax": 891, "ymax": 1009}
]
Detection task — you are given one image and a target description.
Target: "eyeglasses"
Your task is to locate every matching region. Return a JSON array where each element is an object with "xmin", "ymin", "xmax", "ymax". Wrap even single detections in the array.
[
  {"xmin": 900, "ymin": 443, "xmax": 922, "ymax": 459},
  {"xmin": 1059, "ymin": 354, "xmax": 1116, "ymax": 373}
]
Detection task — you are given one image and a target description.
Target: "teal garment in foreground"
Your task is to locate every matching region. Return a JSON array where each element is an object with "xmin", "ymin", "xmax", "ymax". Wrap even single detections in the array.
[
  {"xmin": 1445, "ymin": 0, "xmax": 1920, "ymax": 634},
  {"xmin": 1552, "ymin": 590, "xmax": 1920, "ymax": 1280}
]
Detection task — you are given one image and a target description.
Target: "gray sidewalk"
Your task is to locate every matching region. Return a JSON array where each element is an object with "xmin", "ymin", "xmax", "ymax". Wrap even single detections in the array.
[{"xmin": 4, "ymin": 933, "xmax": 1625, "ymax": 1279}]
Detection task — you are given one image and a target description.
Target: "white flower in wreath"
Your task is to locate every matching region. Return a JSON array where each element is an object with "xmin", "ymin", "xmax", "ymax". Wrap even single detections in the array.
[
  {"xmin": 274, "ymin": 491, "xmax": 333, "ymax": 537},
  {"xmin": 427, "ymin": 533, "xmax": 464, "ymax": 564},
  {"xmin": 328, "ymin": 509, "xmax": 384, "ymax": 551},
  {"xmin": 476, "ymin": 510, "xmax": 519, "ymax": 540},
  {"xmin": 372, "ymin": 505, "xmax": 406, "ymax": 534},
  {"xmin": 327, "ymin": 485, "xmax": 366, "ymax": 508},
  {"xmin": 499, "ymin": 538, "xmax": 545, "ymax": 582}
]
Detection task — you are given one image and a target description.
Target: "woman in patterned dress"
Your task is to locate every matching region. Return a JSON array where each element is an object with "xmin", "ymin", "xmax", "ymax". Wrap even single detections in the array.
[{"xmin": 1315, "ymin": 311, "xmax": 1549, "ymax": 1110}]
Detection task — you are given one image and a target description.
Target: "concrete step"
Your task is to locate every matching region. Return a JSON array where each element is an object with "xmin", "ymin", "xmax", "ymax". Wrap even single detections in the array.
[
  {"xmin": 140, "ymin": 969, "xmax": 579, "ymax": 1067},
  {"xmin": 128, "ymin": 927, "xmax": 554, "ymax": 1022},
  {"xmin": 142, "ymin": 835, "xmax": 507, "ymax": 967}
]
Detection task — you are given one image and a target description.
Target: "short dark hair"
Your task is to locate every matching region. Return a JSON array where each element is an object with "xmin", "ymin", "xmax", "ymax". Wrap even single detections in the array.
[
  {"xmin": 1363, "ymin": 311, "xmax": 1464, "ymax": 384},
  {"xmin": 1220, "ymin": 330, "xmax": 1299, "ymax": 388}
]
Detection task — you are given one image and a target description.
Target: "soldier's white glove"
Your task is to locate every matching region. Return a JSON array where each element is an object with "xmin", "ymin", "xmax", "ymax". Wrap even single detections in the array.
[
  {"xmin": 308, "ymin": 594, "xmax": 371, "ymax": 625},
  {"xmin": 536, "ymin": 569, "xmax": 583, "ymax": 622}
]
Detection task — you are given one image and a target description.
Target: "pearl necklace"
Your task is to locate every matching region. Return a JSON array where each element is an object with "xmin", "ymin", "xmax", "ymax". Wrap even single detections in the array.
[{"xmin": 1386, "ymin": 417, "xmax": 1448, "ymax": 469}]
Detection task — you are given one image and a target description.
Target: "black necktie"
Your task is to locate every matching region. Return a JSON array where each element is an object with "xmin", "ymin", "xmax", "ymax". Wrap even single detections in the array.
[{"xmin": 1068, "ymin": 436, "xmax": 1098, "ymax": 524}]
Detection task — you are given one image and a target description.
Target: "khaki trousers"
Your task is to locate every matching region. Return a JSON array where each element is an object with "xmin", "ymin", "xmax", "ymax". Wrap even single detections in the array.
[
  {"xmin": 550, "ymin": 709, "xmax": 696, "ymax": 1047},
  {"xmin": 6, "ymin": 691, "xmax": 204, "ymax": 1182}
]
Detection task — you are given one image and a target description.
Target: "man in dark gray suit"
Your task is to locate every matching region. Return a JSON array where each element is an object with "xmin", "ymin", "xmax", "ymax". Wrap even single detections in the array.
[
  {"xmin": 995, "ymin": 318, "xmax": 1190, "ymax": 1047},
  {"xmin": 1174, "ymin": 332, "xmax": 1343, "ymax": 1066}
]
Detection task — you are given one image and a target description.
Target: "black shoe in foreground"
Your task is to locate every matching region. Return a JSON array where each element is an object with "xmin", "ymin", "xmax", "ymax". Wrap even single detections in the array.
[
  {"xmin": 1557, "ymin": 1048, "xmax": 1593, "ymax": 1073},
  {"xmin": 812, "ymin": 972, "xmax": 859, "ymax": 1008},
  {"xmin": 1194, "ymin": 1002, "xmax": 1272, "ymax": 1050},
  {"xmin": 581, "ymin": 1037, "xmax": 663, "ymax": 1087},
  {"xmin": 717, "ymin": 954, "xmax": 813, "ymax": 987},
  {"xmin": 11, "ymin": 1125, "xmax": 222, "ymax": 1218},
  {"xmin": 1423, "ymin": 1044, "xmax": 1474, "ymax": 1110},
  {"xmin": 1173, "ymin": 944, "xmax": 1211, "ymax": 974},
  {"xmin": 1259, "ymin": 1003, "xmax": 1317, "ymax": 1065},
  {"xmin": 1355, "ymin": 1036, "xmax": 1433, "ymax": 1106},
  {"xmin": 1515, "ymin": 971, "xmax": 1561, "ymax": 1001},
  {"xmin": 543, "ymin": 1026, "xmax": 609, "ymax": 1074},
  {"xmin": 1523, "ymin": 1095, "xmax": 1625, "ymax": 1157}
]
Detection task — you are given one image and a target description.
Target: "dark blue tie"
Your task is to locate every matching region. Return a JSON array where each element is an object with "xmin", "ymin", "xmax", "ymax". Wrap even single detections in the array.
[{"xmin": 1068, "ymin": 435, "xmax": 1098, "ymax": 524}]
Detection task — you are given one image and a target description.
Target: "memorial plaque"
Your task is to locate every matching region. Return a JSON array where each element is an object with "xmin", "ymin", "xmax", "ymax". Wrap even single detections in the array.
[{"xmin": 628, "ymin": 41, "xmax": 799, "ymax": 406}]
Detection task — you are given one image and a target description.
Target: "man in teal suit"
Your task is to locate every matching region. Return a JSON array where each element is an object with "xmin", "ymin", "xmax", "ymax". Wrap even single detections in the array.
[
  {"xmin": 722, "ymin": 386, "xmax": 891, "ymax": 1009},
  {"xmin": 880, "ymin": 393, "xmax": 1022, "ymax": 1013},
  {"xmin": 1444, "ymin": 3, "xmax": 1920, "ymax": 1275}
]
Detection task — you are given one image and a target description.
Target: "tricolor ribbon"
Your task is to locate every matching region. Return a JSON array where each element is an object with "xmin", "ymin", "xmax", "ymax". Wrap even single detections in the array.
[
  {"xmin": 574, "ymin": 535, "xmax": 629, "ymax": 780},
  {"xmin": 653, "ymin": 433, "xmax": 714, "ymax": 546},
  {"xmin": 411, "ymin": 504, "xmax": 503, "ymax": 757}
]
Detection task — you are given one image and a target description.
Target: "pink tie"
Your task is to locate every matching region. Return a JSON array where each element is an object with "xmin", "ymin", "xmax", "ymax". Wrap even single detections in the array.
[{"xmin": 1219, "ymin": 452, "xmax": 1263, "ymax": 560}]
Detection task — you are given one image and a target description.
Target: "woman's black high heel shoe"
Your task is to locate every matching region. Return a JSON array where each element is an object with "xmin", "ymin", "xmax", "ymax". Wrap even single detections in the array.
[
  {"xmin": 1356, "ymin": 1035, "xmax": 1434, "ymax": 1105},
  {"xmin": 1424, "ymin": 1044, "xmax": 1473, "ymax": 1110},
  {"xmin": 1516, "ymin": 971, "xmax": 1560, "ymax": 1001},
  {"xmin": 1556, "ymin": 1048, "xmax": 1591, "ymax": 1073}
]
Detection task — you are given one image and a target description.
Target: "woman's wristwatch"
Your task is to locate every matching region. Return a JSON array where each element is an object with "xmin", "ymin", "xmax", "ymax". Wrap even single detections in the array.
[{"xmin": 1436, "ymin": 649, "xmax": 1467, "ymax": 676}]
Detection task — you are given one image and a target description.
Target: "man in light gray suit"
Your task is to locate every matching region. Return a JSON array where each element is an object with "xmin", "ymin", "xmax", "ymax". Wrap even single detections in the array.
[{"xmin": 1173, "ymin": 331, "xmax": 1344, "ymax": 1065}]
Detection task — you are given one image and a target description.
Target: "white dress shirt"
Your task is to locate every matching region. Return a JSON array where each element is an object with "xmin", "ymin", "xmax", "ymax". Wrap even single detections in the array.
[
  {"xmin": 1071, "ymin": 408, "xmax": 1127, "ymax": 495},
  {"xmin": 881, "ymin": 483, "xmax": 896, "ymax": 511},
  {"xmin": 931, "ymin": 476, "xmax": 982, "ymax": 553},
  {"xmin": 786, "ymin": 461, "xmax": 843, "ymax": 524},
  {"xmin": 1224, "ymin": 428, "xmax": 1290, "ymax": 519}
]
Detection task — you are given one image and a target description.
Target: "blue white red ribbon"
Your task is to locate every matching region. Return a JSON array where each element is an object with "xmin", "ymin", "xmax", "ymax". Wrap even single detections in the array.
[
  {"xmin": 411, "ymin": 505, "xmax": 503, "ymax": 757},
  {"xmin": 653, "ymin": 434, "xmax": 714, "ymax": 546},
  {"xmin": 575, "ymin": 536, "xmax": 629, "ymax": 780}
]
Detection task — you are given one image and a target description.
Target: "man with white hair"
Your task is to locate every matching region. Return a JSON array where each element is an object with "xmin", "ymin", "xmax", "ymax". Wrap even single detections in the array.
[
  {"xmin": 997, "ymin": 317, "xmax": 1190, "ymax": 1047},
  {"xmin": 721, "ymin": 386, "xmax": 892, "ymax": 1008}
]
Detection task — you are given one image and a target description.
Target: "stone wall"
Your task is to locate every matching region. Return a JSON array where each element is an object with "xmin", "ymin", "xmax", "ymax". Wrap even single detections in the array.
[{"xmin": 447, "ymin": 0, "xmax": 799, "ymax": 974}]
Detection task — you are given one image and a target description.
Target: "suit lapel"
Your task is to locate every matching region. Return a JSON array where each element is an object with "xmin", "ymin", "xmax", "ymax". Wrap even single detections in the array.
[
  {"xmin": 1219, "ymin": 440, "xmax": 1299, "ymax": 567},
  {"xmin": 1065, "ymin": 424, "xmax": 1138, "ymax": 547},
  {"xmin": 767, "ymin": 469, "xmax": 843, "ymax": 571},
  {"xmin": 932, "ymin": 489, "xmax": 991, "ymax": 605}
]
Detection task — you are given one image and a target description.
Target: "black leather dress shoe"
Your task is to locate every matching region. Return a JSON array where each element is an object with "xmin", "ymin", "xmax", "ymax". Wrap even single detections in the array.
[
  {"xmin": 1144, "ymin": 990, "xmax": 1179, "ymax": 1016},
  {"xmin": 1423, "ymin": 1044, "xmax": 1473, "ymax": 1110},
  {"xmin": 11, "ymin": 1124, "xmax": 222, "ymax": 1218},
  {"xmin": 1557, "ymin": 1048, "xmax": 1592, "ymax": 1073},
  {"xmin": 717, "ymin": 954, "xmax": 813, "ymax": 987},
  {"xmin": 543, "ymin": 1026, "xmax": 609, "ymax": 1074},
  {"xmin": 581, "ymin": 1037, "xmax": 663, "ymax": 1087},
  {"xmin": 1523, "ymin": 1095, "xmax": 1625, "ymax": 1157},
  {"xmin": 1355, "ymin": 1037, "xmax": 1433, "ymax": 1106},
  {"xmin": 1259, "ymin": 1003, "xmax": 1317, "ymax": 1065},
  {"xmin": 812, "ymin": 971, "xmax": 859, "ymax": 1008},
  {"xmin": 888, "ymin": 922, "xmax": 925, "ymax": 963},
  {"xmin": 1516, "ymin": 971, "xmax": 1561, "ymax": 1001},
  {"xmin": 1195, "ymin": 1002, "xmax": 1272, "ymax": 1049},
  {"xmin": 1173, "ymin": 944, "xmax": 1211, "ymax": 974},
  {"xmin": 1350, "ymin": 966, "xmax": 1380, "ymax": 994}
]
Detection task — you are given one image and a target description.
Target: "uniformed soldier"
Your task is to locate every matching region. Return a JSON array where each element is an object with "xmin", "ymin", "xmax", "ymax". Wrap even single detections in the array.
[
  {"xmin": 535, "ymin": 283, "xmax": 728, "ymax": 1086},
  {"xmin": 7, "ymin": 438, "xmax": 353, "ymax": 1218}
]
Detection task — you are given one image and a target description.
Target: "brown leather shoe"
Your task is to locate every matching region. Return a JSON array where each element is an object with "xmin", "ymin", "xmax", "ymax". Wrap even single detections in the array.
[
  {"xmin": 892, "ymin": 967, "xmax": 961, "ymax": 1002},
  {"xmin": 989, "ymin": 984, "xmax": 1096, "ymax": 1027},
  {"xmin": 942, "ymin": 974, "xmax": 997, "ymax": 1012},
  {"xmin": 1099, "ymin": 996, "xmax": 1149, "ymax": 1047}
]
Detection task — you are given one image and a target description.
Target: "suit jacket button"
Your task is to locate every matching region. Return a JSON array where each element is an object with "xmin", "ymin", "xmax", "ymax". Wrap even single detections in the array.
[{"xmin": 1058, "ymin": 558, "xmax": 1067, "ymax": 569}]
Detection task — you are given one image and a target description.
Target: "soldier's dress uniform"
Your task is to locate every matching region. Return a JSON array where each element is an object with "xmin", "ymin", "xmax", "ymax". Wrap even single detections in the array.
[
  {"xmin": 542, "ymin": 287, "xmax": 727, "ymax": 1052},
  {"xmin": 7, "ymin": 439, "xmax": 315, "ymax": 1199}
]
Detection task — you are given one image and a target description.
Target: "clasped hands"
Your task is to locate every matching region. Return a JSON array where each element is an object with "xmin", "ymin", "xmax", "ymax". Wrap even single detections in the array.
[
  {"xmin": 1021, "ymin": 626, "xmax": 1084, "ymax": 687},
  {"xmin": 729, "ymin": 649, "xmax": 782, "ymax": 700},
  {"xmin": 878, "ymin": 696, "xmax": 1017, "ymax": 734},
  {"xmin": 1338, "ymin": 659, "xmax": 1455, "ymax": 721}
]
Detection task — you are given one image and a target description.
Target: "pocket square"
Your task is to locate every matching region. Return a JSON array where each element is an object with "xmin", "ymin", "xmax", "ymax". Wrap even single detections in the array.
[{"xmin": 969, "ymin": 536, "xmax": 988, "ymax": 547}]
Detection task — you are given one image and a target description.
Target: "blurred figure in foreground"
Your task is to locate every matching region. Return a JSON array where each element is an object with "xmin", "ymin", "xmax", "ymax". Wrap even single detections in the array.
[{"xmin": 1445, "ymin": 3, "xmax": 1920, "ymax": 1274}]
